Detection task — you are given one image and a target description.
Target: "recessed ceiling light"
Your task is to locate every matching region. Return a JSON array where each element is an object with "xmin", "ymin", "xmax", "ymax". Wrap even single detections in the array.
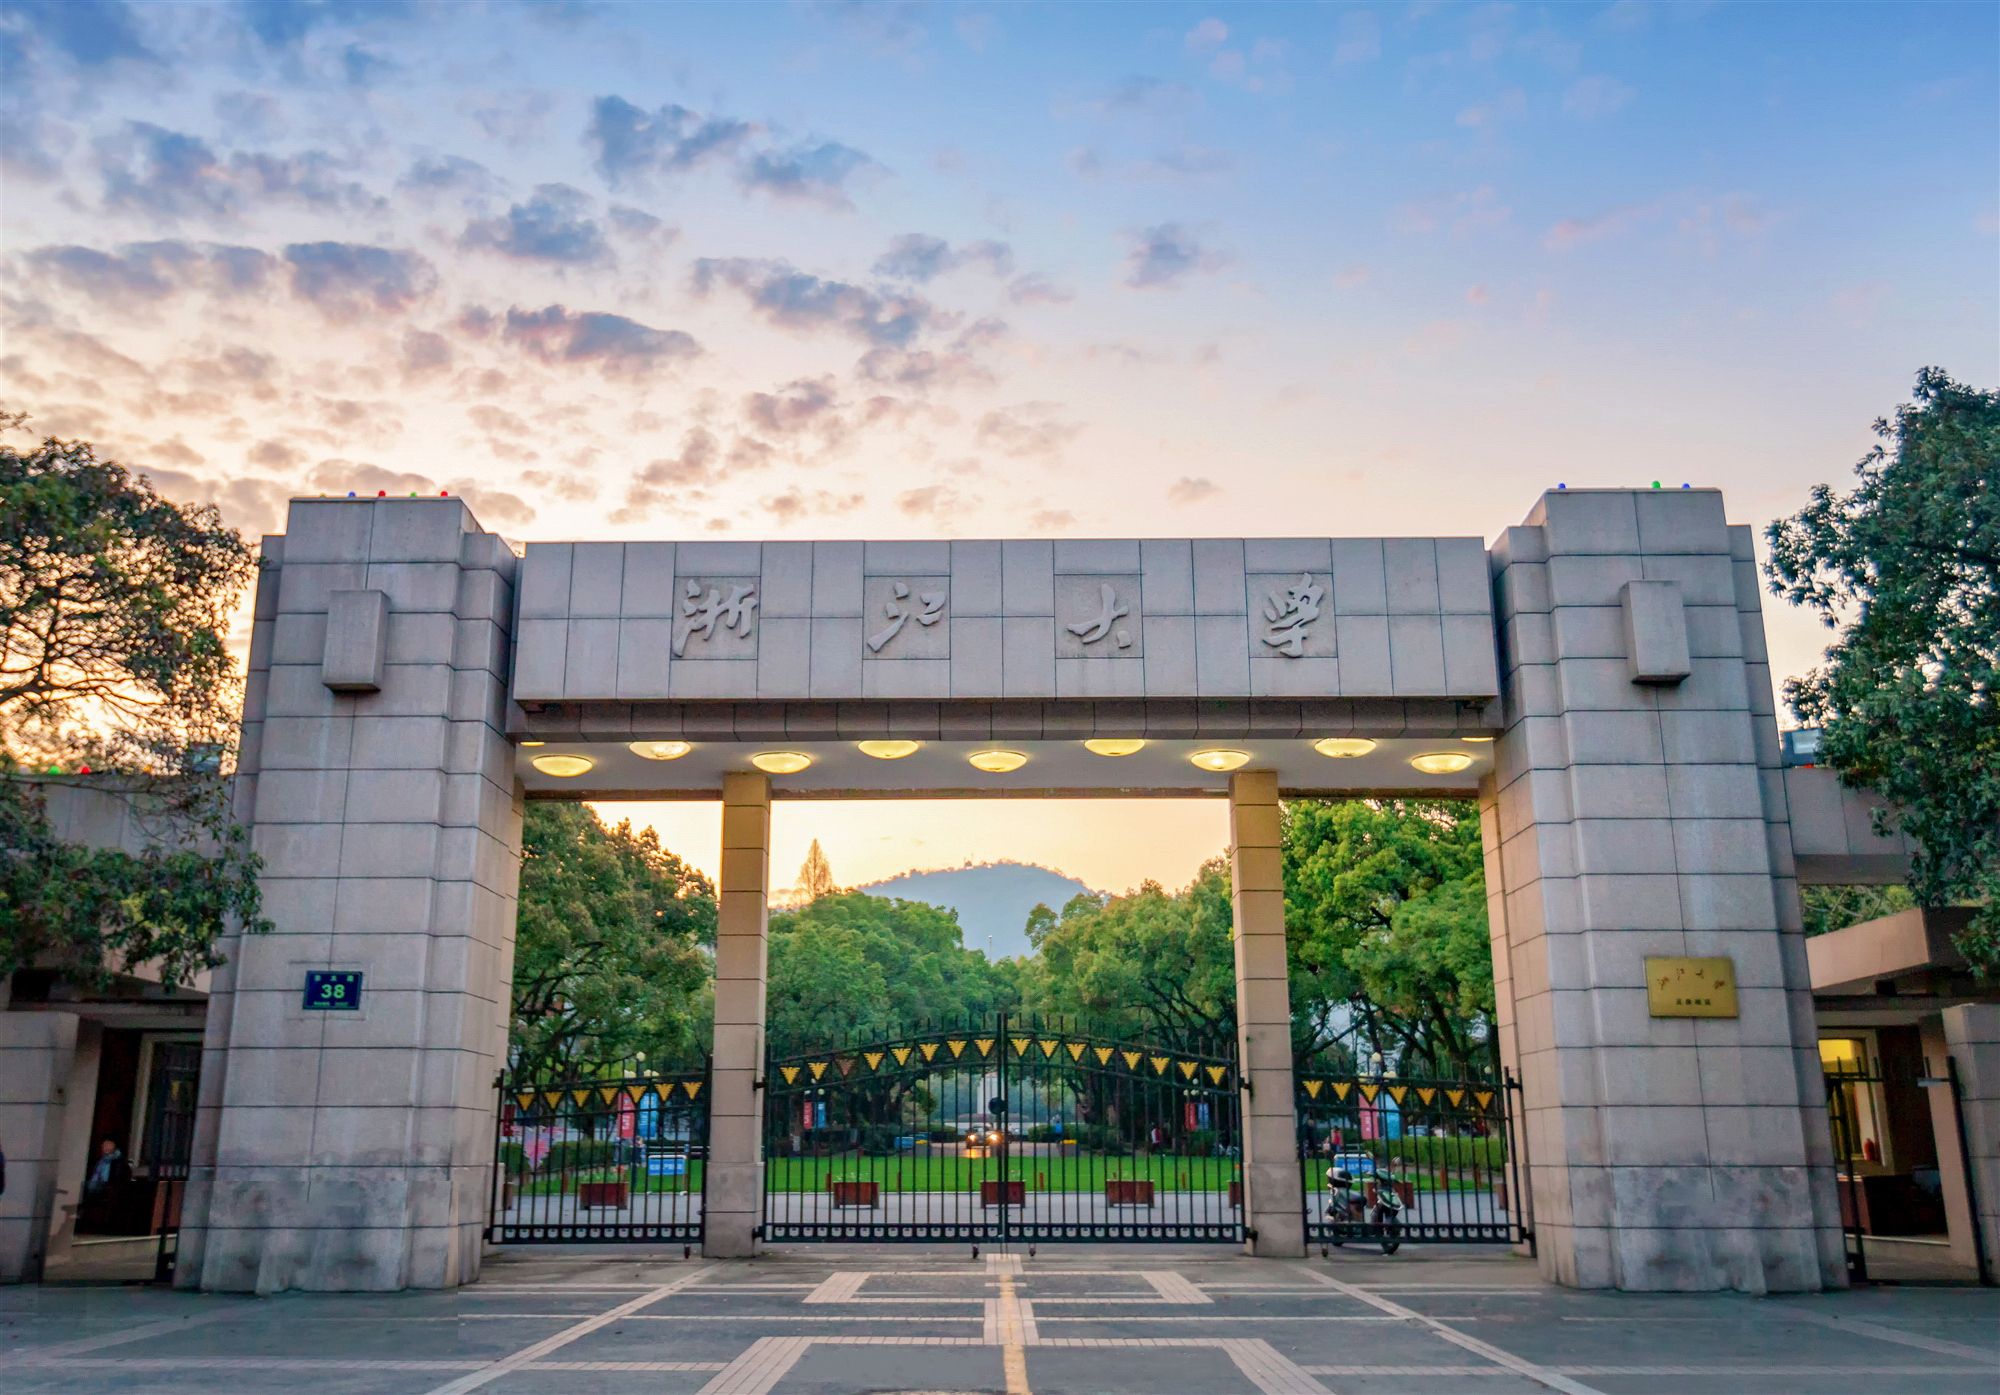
[
  {"xmin": 1084, "ymin": 738, "xmax": 1147, "ymax": 757},
  {"xmin": 750, "ymin": 751, "xmax": 812, "ymax": 774},
  {"xmin": 629, "ymin": 741, "xmax": 692, "ymax": 760},
  {"xmin": 1409, "ymin": 752, "xmax": 1475, "ymax": 775},
  {"xmin": 530, "ymin": 754, "xmax": 594, "ymax": 777},
  {"xmin": 520, "ymin": 740, "xmax": 545, "ymax": 747},
  {"xmin": 1313, "ymin": 738, "xmax": 1377, "ymax": 759},
  {"xmin": 1189, "ymin": 749, "xmax": 1251, "ymax": 772},
  {"xmin": 968, "ymin": 750, "xmax": 1028, "ymax": 773},
  {"xmin": 1461, "ymin": 735, "xmax": 1497, "ymax": 743},
  {"xmin": 857, "ymin": 740, "xmax": 920, "ymax": 759}
]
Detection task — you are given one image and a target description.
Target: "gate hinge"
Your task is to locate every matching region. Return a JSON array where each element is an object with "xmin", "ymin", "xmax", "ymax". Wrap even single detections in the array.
[
  {"xmin": 1238, "ymin": 1076, "xmax": 1253, "ymax": 1098},
  {"xmin": 1244, "ymin": 1228, "xmax": 1259, "ymax": 1241},
  {"xmin": 753, "ymin": 1078, "xmax": 766, "ymax": 1090}
]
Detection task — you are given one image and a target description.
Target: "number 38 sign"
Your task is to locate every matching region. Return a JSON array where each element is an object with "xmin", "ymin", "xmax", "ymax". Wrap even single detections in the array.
[{"xmin": 303, "ymin": 971, "xmax": 364, "ymax": 1011}]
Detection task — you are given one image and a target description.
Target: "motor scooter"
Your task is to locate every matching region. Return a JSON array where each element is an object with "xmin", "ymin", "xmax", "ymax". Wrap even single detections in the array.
[
  {"xmin": 1323, "ymin": 1167, "xmax": 1365, "ymax": 1247},
  {"xmin": 1369, "ymin": 1171, "xmax": 1404, "ymax": 1255}
]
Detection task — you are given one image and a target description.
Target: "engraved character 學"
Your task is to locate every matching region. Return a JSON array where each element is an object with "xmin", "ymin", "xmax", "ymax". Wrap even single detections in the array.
[{"xmin": 1260, "ymin": 573, "xmax": 1324, "ymax": 658}]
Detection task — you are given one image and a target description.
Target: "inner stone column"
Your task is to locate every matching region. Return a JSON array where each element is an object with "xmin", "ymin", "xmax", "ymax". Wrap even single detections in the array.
[
  {"xmin": 705, "ymin": 769, "xmax": 771, "ymax": 1258},
  {"xmin": 1229, "ymin": 769, "xmax": 1305, "ymax": 1257}
]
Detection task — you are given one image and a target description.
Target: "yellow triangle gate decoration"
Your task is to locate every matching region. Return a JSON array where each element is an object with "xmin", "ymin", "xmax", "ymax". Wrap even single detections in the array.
[
  {"xmin": 1066, "ymin": 1042, "xmax": 1087, "ymax": 1060},
  {"xmin": 514, "ymin": 1093, "xmax": 535, "ymax": 1111},
  {"xmin": 1446, "ymin": 1089, "xmax": 1465, "ymax": 1107},
  {"xmin": 626, "ymin": 1085, "xmax": 648, "ymax": 1102},
  {"xmin": 683, "ymin": 1081, "xmax": 701, "ymax": 1099},
  {"xmin": 781, "ymin": 1067, "xmax": 800, "ymax": 1085},
  {"xmin": 1358, "ymin": 1084, "xmax": 1378, "ymax": 1102},
  {"xmin": 864, "ymin": 1053, "xmax": 884, "ymax": 1071},
  {"xmin": 543, "ymin": 1092, "xmax": 563, "ymax": 1109},
  {"xmin": 1039, "ymin": 1039, "xmax": 1060, "ymax": 1057},
  {"xmin": 654, "ymin": 1083, "xmax": 676, "ymax": 1100},
  {"xmin": 1121, "ymin": 1051, "xmax": 1142, "ymax": 1070},
  {"xmin": 1094, "ymin": 1046, "xmax": 1113, "ymax": 1064},
  {"xmin": 921, "ymin": 1044, "xmax": 940, "ymax": 1061},
  {"xmin": 570, "ymin": 1089, "xmax": 592, "ymax": 1105},
  {"xmin": 975, "ymin": 1039, "xmax": 995, "ymax": 1056},
  {"xmin": 1178, "ymin": 1061, "xmax": 1198, "ymax": 1079},
  {"xmin": 1207, "ymin": 1066, "xmax": 1227, "ymax": 1084},
  {"xmin": 1475, "ymin": 1091, "xmax": 1494, "ymax": 1111},
  {"xmin": 892, "ymin": 1048, "xmax": 912, "ymax": 1066},
  {"xmin": 1417, "ymin": 1088, "xmax": 1436, "ymax": 1105},
  {"xmin": 1009, "ymin": 1037, "xmax": 1030, "ymax": 1056},
  {"xmin": 808, "ymin": 1062, "xmax": 829, "ymax": 1080},
  {"xmin": 598, "ymin": 1087, "xmax": 619, "ymax": 1104},
  {"xmin": 947, "ymin": 1040, "xmax": 967, "ymax": 1057},
  {"xmin": 1387, "ymin": 1085, "xmax": 1408, "ymax": 1104},
  {"xmin": 1303, "ymin": 1080, "xmax": 1324, "ymax": 1098},
  {"xmin": 1332, "ymin": 1082, "xmax": 1353, "ymax": 1100},
  {"xmin": 1149, "ymin": 1055, "xmax": 1170, "ymax": 1075}
]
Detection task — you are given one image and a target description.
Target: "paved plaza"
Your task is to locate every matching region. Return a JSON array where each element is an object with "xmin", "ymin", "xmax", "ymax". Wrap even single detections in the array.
[{"xmin": 3, "ymin": 1245, "xmax": 1995, "ymax": 1395}]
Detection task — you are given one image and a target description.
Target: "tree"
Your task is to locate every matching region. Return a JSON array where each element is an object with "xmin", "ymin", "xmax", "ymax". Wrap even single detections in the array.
[
  {"xmin": 765, "ymin": 890, "xmax": 1016, "ymax": 1056},
  {"xmin": 0, "ymin": 413, "xmax": 268, "ymax": 989},
  {"xmin": 1017, "ymin": 859, "xmax": 1238, "ymax": 1053},
  {"xmin": 797, "ymin": 839, "xmax": 835, "ymax": 902},
  {"xmin": 1282, "ymin": 799, "xmax": 1492, "ymax": 1075},
  {"xmin": 1799, "ymin": 884, "xmax": 1916, "ymax": 939},
  {"xmin": 1766, "ymin": 369, "xmax": 2000, "ymax": 972},
  {"xmin": 509, "ymin": 803, "xmax": 715, "ymax": 1085}
]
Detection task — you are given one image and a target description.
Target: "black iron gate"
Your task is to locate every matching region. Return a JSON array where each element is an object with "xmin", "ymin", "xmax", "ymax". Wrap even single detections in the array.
[
  {"xmin": 761, "ymin": 1014, "xmax": 1242, "ymax": 1243},
  {"xmin": 488, "ymin": 1070, "xmax": 710, "ymax": 1244},
  {"xmin": 1295, "ymin": 1065, "xmax": 1528, "ymax": 1248}
]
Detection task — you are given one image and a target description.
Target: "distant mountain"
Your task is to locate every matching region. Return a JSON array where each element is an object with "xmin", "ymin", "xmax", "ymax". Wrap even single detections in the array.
[{"xmin": 856, "ymin": 861, "xmax": 1095, "ymax": 961}]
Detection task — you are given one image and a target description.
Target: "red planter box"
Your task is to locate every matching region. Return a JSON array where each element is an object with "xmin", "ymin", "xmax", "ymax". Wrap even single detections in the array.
[
  {"xmin": 578, "ymin": 1182, "xmax": 628, "ymax": 1209},
  {"xmin": 981, "ymin": 1180, "xmax": 1026, "ymax": 1207},
  {"xmin": 831, "ymin": 1181, "xmax": 880, "ymax": 1209},
  {"xmin": 1365, "ymin": 1180, "xmax": 1415, "ymax": 1208},
  {"xmin": 1106, "ymin": 1180, "xmax": 1155, "ymax": 1207}
]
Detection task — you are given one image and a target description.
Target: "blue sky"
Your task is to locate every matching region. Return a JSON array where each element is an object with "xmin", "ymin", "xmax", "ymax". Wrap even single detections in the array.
[{"xmin": 3, "ymin": 1, "xmax": 1993, "ymax": 889}]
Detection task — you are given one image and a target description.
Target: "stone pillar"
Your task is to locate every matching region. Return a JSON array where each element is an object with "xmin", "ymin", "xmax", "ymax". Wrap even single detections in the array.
[
  {"xmin": 1941, "ymin": 1004, "xmax": 2000, "ymax": 1278},
  {"xmin": 1486, "ymin": 487, "xmax": 1840, "ymax": 1291},
  {"xmin": 174, "ymin": 497, "xmax": 522, "ymax": 1292},
  {"xmin": 42, "ymin": 1018, "xmax": 104, "ymax": 1266},
  {"xmin": 1919, "ymin": 1017, "xmax": 1981, "ymax": 1273},
  {"xmin": 0, "ymin": 1008, "xmax": 80, "ymax": 1282},
  {"xmin": 1228, "ymin": 769, "xmax": 1304, "ymax": 1258},
  {"xmin": 705, "ymin": 769, "xmax": 771, "ymax": 1258}
]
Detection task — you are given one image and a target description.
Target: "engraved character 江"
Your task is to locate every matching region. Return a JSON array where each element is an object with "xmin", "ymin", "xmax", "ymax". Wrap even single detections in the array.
[{"xmin": 867, "ymin": 581, "xmax": 947, "ymax": 653}]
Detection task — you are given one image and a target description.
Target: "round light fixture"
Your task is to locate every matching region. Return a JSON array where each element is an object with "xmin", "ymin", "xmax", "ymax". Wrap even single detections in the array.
[
  {"xmin": 749, "ymin": 751, "xmax": 812, "ymax": 774},
  {"xmin": 629, "ymin": 740, "xmax": 692, "ymax": 761},
  {"xmin": 1313, "ymin": 738, "xmax": 1377, "ymax": 759},
  {"xmin": 1461, "ymin": 735, "xmax": 1497, "ymax": 742},
  {"xmin": 968, "ymin": 749, "xmax": 1028, "ymax": 773},
  {"xmin": 1189, "ymin": 749, "xmax": 1251, "ymax": 773},
  {"xmin": 519, "ymin": 740, "xmax": 546, "ymax": 747},
  {"xmin": 1409, "ymin": 751, "xmax": 1476, "ymax": 775},
  {"xmin": 857, "ymin": 740, "xmax": 920, "ymax": 760},
  {"xmin": 1083, "ymin": 738, "xmax": 1147, "ymax": 757},
  {"xmin": 530, "ymin": 754, "xmax": 594, "ymax": 778}
]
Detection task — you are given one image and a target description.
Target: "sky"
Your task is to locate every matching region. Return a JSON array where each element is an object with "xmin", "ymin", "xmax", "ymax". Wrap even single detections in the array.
[{"xmin": 4, "ymin": 1, "xmax": 1993, "ymax": 896}]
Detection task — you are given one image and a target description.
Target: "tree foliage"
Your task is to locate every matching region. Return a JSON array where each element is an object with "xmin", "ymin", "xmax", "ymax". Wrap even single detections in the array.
[
  {"xmin": 766, "ymin": 890, "xmax": 1016, "ymax": 1056},
  {"xmin": 1766, "ymin": 368, "xmax": 2000, "ymax": 971},
  {"xmin": 1799, "ymin": 883, "xmax": 1916, "ymax": 939},
  {"xmin": 510, "ymin": 802, "xmax": 715, "ymax": 1085},
  {"xmin": 1017, "ymin": 859, "xmax": 1236, "ymax": 1051},
  {"xmin": 0, "ymin": 412, "xmax": 267, "ymax": 989},
  {"xmin": 796, "ymin": 838, "xmax": 835, "ymax": 902},
  {"xmin": 1282, "ymin": 799, "xmax": 1492, "ymax": 1075}
]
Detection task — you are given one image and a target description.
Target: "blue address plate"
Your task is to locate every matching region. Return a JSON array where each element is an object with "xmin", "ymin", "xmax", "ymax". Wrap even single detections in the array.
[{"xmin": 303, "ymin": 970, "xmax": 364, "ymax": 1010}]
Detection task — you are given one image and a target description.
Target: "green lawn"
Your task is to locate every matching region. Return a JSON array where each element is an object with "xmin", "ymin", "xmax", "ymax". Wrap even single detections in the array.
[{"xmin": 765, "ymin": 1153, "xmax": 1241, "ymax": 1193}]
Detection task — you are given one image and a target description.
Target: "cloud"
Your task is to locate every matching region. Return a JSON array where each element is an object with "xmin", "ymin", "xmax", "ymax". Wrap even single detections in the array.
[
  {"xmin": 1596, "ymin": 1, "xmax": 1650, "ymax": 33},
  {"xmin": 1007, "ymin": 273, "xmax": 1073, "ymax": 306},
  {"xmin": 872, "ymin": 233, "xmax": 1014, "ymax": 282},
  {"xmin": 1166, "ymin": 476, "xmax": 1219, "ymax": 504},
  {"xmin": 301, "ymin": 457, "xmax": 535, "ymax": 527},
  {"xmin": 466, "ymin": 90, "xmax": 555, "ymax": 145},
  {"xmin": 97, "ymin": 123, "xmax": 380, "ymax": 222},
  {"xmin": 761, "ymin": 487, "xmax": 865, "ymax": 522},
  {"xmin": 691, "ymin": 257, "xmax": 945, "ymax": 346},
  {"xmin": 1457, "ymin": 89, "xmax": 1526, "ymax": 128},
  {"xmin": 1333, "ymin": 10, "xmax": 1381, "ymax": 64},
  {"xmin": 1184, "ymin": 18, "xmax": 1228, "ymax": 56},
  {"xmin": 612, "ymin": 427, "xmax": 778, "ymax": 521},
  {"xmin": 742, "ymin": 376, "xmax": 840, "ymax": 436},
  {"xmin": 238, "ymin": 0, "xmax": 417, "ymax": 49},
  {"xmin": 1094, "ymin": 76, "xmax": 1201, "ymax": 118},
  {"xmin": 1121, "ymin": 223, "xmax": 1228, "ymax": 289},
  {"xmin": 399, "ymin": 153, "xmax": 499, "ymax": 195},
  {"xmin": 1543, "ymin": 202, "xmax": 1653, "ymax": 250},
  {"xmin": 24, "ymin": 241, "xmax": 275, "ymax": 304},
  {"xmin": 460, "ymin": 184, "xmax": 611, "ymax": 265},
  {"xmin": 740, "ymin": 139, "xmax": 880, "ymax": 209},
  {"xmin": 975, "ymin": 403, "xmax": 1083, "ymax": 458},
  {"xmin": 608, "ymin": 205, "xmax": 676, "ymax": 243},
  {"xmin": 1393, "ymin": 185, "xmax": 1510, "ymax": 237},
  {"xmin": 285, "ymin": 242, "xmax": 435, "ymax": 318},
  {"xmin": 1334, "ymin": 264, "xmax": 1370, "ymax": 289},
  {"xmin": 486, "ymin": 304, "xmax": 701, "ymax": 375},
  {"xmin": 587, "ymin": 95, "xmax": 755, "ymax": 185},
  {"xmin": 896, "ymin": 484, "xmax": 976, "ymax": 518},
  {"xmin": 1402, "ymin": 318, "xmax": 1468, "ymax": 360},
  {"xmin": 401, "ymin": 328, "xmax": 451, "ymax": 374},
  {"xmin": 4, "ymin": 0, "xmax": 154, "ymax": 65},
  {"xmin": 1030, "ymin": 507, "xmax": 1076, "ymax": 529},
  {"xmin": 1563, "ymin": 75, "xmax": 1635, "ymax": 118}
]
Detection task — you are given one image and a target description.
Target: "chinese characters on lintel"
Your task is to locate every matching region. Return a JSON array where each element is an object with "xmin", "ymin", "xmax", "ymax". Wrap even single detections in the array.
[
  {"xmin": 674, "ymin": 580, "xmax": 758, "ymax": 656},
  {"xmin": 1261, "ymin": 573, "xmax": 1324, "ymax": 657},
  {"xmin": 867, "ymin": 582, "xmax": 947, "ymax": 653},
  {"xmin": 1068, "ymin": 583, "xmax": 1133, "ymax": 649}
]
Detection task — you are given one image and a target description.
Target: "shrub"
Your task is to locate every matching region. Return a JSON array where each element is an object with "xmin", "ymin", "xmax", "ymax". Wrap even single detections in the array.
[
  {"xmin": 859, "ymin": 1125, "xmax": 901, "ymax": 1156},
  {"xmin": 543, "ymin": 1140, "xmax": 620, "ymax": 1174},
  {"xmin": 498, "ymin": 1142, "xmax": 528, "ymax": 1177}
]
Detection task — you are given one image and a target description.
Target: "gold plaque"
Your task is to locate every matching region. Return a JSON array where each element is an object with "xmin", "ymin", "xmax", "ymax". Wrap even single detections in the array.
[{"xmin": 1645, "ymin": 957, "xmax": 1738, "ymax": 1018}]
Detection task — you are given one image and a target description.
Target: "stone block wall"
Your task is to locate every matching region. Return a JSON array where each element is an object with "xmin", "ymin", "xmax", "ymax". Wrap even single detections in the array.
[
  {"xmin": 1481, "ymin": 487, "xmax": 1843, "ymax": 1291},
  {"xmin": 174, "ymin": 498, "xmax": 521, "ymax": 1292}
]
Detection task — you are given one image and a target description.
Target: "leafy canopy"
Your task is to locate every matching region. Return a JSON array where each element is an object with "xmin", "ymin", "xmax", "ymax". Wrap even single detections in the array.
[
  {"xmin": 766, "ymin": 889, "xmax": 1016, "ymax": 1055},
  {"xmin": 1766, "ymin": 368, "xmax": 2000, "ymax": 971},
  {"xmin": 510, "ymin": 802, "xmax": 715, "ymax": 1084},
  {"xmin": 0, "ymin": 413, "xmax": 266, "ymax": 989}
]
